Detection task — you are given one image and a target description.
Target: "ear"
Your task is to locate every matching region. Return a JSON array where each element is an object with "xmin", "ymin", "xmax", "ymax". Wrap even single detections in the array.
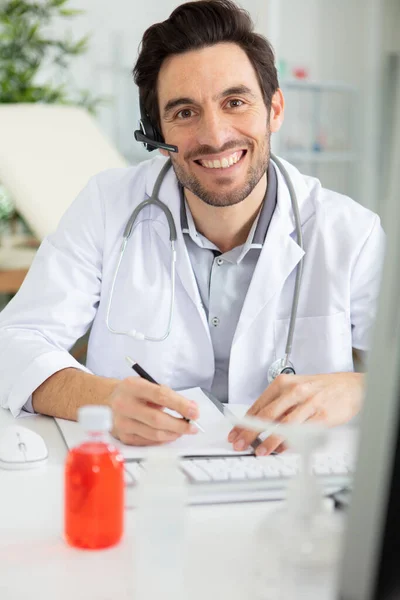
[{"xmin": 269, "ymin": 89, "xmax": 285, "ymax": 133}]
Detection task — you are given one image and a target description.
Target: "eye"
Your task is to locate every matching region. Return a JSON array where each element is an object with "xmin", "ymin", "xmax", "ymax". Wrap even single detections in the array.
[
  {"xmin": 227, "ymin": 99, "xmax": 244, "ymax": 108},
  {"xmin": 176, "ymin": 108, "xmax": 194, "ymax": 119}
]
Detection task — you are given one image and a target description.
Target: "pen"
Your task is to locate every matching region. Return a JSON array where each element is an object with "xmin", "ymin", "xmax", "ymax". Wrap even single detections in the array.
[{"xmin": 125, "ymin": 356, "xmax": 205, "ymax": 432}]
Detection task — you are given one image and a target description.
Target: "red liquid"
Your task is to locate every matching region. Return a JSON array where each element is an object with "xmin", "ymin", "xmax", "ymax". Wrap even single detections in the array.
[{"xmin": 64, "ymin": 441, "xmax": 125, "ymax": 550}]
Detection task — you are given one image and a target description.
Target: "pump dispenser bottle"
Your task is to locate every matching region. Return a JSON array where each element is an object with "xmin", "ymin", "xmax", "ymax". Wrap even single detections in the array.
[
  {"xmin": 254, "ymin": 430, "xmax": 344, "ymax": 600},
  {"xmin": 133, "ymin": 450, "xmax": 187, "ymax": 600}
]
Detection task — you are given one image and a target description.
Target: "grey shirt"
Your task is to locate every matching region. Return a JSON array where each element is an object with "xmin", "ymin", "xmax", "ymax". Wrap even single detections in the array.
[{"xmin": 181, "ymin": 162, "xmax": 278, "ymax": 402}]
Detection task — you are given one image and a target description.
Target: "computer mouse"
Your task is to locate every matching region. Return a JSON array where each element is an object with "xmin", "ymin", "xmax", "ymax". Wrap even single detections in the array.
[{"xmin": 0, "ymin": 425, "xmax": 48, "ymax": 470}]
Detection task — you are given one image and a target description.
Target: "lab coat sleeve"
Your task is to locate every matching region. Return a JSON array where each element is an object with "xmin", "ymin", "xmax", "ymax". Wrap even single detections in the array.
[
  {"xmin": 351, "ymin": 214, "xmax": 386, "ymax": 352},
  {"xmin": 0, "ymin": 175, "xmax": 104, "ymax": 417}
]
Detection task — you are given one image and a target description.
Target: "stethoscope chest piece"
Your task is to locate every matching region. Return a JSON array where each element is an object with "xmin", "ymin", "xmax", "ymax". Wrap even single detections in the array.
[{"xmin": 267, "ymin": 357, "xmax": 296, "ymax": 384}]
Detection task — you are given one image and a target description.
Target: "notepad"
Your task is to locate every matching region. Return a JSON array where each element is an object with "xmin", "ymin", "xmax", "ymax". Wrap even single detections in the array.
[{"xmin": 55, "ymin": 387, "xmax": 253, "ymax": 459}]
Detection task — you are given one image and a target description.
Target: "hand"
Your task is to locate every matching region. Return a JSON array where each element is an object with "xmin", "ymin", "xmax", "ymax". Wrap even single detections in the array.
[
  {"xmin": 228, "ymin": 372, "xmax": 364, "ymax": 456},
  {"xmin": 110, "ymin": 377, "xmax": 200, "ymax": 446}
]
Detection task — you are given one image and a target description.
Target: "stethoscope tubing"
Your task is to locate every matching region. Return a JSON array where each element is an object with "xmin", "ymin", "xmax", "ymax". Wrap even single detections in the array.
[
  {"xmin": 105, "ymin": 155, "xmax": 304, "ymax": 370},
  {"xmin": 270, "ymin": 153, "xmax": 304, "ymax": 363}
]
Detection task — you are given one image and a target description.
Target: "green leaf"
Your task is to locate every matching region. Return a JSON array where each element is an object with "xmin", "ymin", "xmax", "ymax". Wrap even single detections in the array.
[
  {"xmin": 0, "ymin": 0, "xmax": 106, "ymax": 115},
  {"xmin": 47, "ymin": 0, "xmax": 69, "ymax": 8},
  {"xmin": 59, "ymin": 9, "xmax": 83, "ymax": 17}
]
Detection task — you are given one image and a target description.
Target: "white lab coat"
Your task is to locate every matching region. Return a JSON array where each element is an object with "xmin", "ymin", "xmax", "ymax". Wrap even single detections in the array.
[{"xmin": 0, "ymin": 156, "xmax": 385, "ymax": 416}]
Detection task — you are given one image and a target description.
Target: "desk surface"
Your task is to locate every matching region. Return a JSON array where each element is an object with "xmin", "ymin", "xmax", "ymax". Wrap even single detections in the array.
[{"xmin": 0, "ymin": 408, "xmax": 356, "ymax": 600}]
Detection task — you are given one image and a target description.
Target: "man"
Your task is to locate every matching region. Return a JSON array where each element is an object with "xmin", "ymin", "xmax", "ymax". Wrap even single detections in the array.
[{"xmin": 0, "ymin": 0, "xmax": 384, "ymax": 455}]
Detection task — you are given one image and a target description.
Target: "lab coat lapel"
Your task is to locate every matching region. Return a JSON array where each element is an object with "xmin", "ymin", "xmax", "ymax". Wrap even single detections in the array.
[
  {"xmin": 144, "ymin": 157, "xmax": 312, "ymax": 346},
  {"xmin": 233, "ymin": 161, "xmax": 309, "ymax": 344},
  {"xmin": 145, "ymin": 158, "xmax": 211, "ymax": 336}
]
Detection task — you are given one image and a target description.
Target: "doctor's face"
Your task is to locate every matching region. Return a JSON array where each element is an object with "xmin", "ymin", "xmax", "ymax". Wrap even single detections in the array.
[{"xmin": 157, "ymin": 43, "xmax": 282, "ymax": 207}]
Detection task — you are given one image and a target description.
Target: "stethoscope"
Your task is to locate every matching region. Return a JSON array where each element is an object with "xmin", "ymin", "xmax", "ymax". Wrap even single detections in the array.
[{"xmin": 105, "ymin": 153, "xmax": 304, "ymax": 384}]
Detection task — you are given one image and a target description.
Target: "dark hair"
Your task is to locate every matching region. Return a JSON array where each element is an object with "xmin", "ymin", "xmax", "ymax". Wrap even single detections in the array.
[{"xmin": 133, "ymin": 0, "xmax": 279, "ymax": 137}]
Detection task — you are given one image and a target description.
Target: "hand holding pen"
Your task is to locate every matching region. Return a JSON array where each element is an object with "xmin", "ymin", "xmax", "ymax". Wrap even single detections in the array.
[
  {"xmin": 109, "ymin": 357, "xmax": 203, "ymax": 447},
  {"xmin": 125, "ymin": 357, "xmax": 205, "ymax": 432}
]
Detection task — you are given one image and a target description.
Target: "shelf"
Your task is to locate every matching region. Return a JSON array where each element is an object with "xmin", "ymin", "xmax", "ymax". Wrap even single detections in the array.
[
  {"xmin": 0, "ymin": 268, "xmax": 29, "ymax": 294},
  {"xmin": 280, "ymin": 79, "xmax": 357, "ymax": 93},
  {"xmin": 280, "ymin": 151, "xmax": 357, "ymax": 164}
]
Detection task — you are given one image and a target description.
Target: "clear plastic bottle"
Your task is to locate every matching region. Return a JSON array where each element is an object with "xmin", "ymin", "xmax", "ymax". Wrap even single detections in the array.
[
  {"xmin": 133, "ymin": 451, "xmax": 188, "ymax": 600},
  {"xmin": 64, "ymin": 405, "xmax": 125, "ymax": 550},
  {"xmin": 254, "ymin": 431, "xmax": 345, "ymax": 600}
]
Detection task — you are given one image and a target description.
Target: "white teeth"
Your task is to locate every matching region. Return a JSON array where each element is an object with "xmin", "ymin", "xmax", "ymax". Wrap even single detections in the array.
[{"xmin": 199, "ymin": 151, "xmax": 242, "ymax": 169}]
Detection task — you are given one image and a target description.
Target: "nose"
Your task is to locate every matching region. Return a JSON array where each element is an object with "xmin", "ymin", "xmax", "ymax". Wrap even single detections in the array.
[{"xmin": 195, "ymin": 109, "xmax": 232, "ymax": 150}]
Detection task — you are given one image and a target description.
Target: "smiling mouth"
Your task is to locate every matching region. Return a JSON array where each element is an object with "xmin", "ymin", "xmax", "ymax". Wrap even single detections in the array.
[{"xmin": 194, "ymin": 150, "xmax": 246, "ymax": 170}]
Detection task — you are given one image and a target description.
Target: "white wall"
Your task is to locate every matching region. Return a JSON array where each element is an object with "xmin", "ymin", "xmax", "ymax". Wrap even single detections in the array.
[
  {"xmin": 314, "ymin": 0, "xmax": 382, "ymax": 210},
  {"xmin": 384, "ymin": 0, "xmax": 400, "ymax": 53},
  {"xmin": 46, "ymin": 0, "xmax": 392, "ymax": 209}
]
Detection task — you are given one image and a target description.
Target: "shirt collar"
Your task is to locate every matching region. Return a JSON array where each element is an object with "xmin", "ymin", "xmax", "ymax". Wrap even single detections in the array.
[{"xmin": 180, "ymin": 161, "xmax": 277, "ymax": 258}]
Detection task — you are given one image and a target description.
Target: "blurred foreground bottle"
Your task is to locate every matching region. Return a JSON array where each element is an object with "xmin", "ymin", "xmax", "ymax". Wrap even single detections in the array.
[
  {"xmin": 133, "ymin": 451, "xmax": 188, "ymax": 599},
  {"xmin": 254, "ymin": 429, "xmax": 345, "ymax": 600},
  {"xmin": 64, "ymin": 405, "xmax": 125, "ymax": 550}
]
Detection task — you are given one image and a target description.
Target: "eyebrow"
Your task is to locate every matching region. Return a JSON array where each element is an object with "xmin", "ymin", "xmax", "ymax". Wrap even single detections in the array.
[
  {"xmin": 162, "ymin": 85, "xmax": 257, "ymax": 117},
  {"xmin": 220, "ymin": 85, "xmax": 256, "ymax": 100}
]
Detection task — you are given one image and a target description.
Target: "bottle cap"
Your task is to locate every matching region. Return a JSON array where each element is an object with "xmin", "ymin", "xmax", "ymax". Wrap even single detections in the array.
[{"xmin": 77, "ymin": 405, "xmax": 112, "ymax": 432}]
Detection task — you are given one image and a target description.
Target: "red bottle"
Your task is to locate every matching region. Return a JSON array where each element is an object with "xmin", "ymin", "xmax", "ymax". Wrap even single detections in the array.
[{"xmin": 64, "ymin": 405, "xmax": 125, "ymax": 550}]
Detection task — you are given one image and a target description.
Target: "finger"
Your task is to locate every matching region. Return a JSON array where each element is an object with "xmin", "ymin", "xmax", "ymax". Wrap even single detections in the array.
[
  {"xmin": 114, "ymin": 416, "xmax": 183, "ymax": 444},
  {"xmin": 235, "ymin": 380, "xmax": 319, "ymax": 449},
  {"xmin": 116, "ymin": 432, "xmax": 168, "ymax": 447},
  {"xmin": 133, "ymin": 402, "xmax": 199, "ymax": 436},
  {"xmin": 146, "ymin": 401, "xmax": 163, "ymax": 410},
  {"xmin": 228, "ymin": 427, "xmax": 242, "ymax": 443},
  {"xmin": 304, "ymin": 411, "xmax": 324, "ymax": 423},
  {"xmin": 279, "ymin": 400, "xmax": 317, "ymax": 425},
  {"xmin": 114, "ymin": 378, "xmax": 199, "ymax": 425},
  {"xmin": 255, "ymin": 433, "xmax": 285, "ymax": 456},
  {"xmin": 115, "ymin": 399, "xmax": 198, "ymax": 436},
  {"xmin": 111, "ymin": 421, "xmax": 166, "ymax": 446},
  {"xmin": 246, "ymin": 374, "xmax": 297, "ymax": 416},
  {"xmin": 232, "ymin": 392, "xmax": 299, "ymax": 451},
  {"xmin": 232, "ymin": 397, "xmax": 296, "ymax": 448},
  {"xmin": 254, "ymin": 402, "xmax": 316, "ymax": 456},
  {"xmin": 228, "ymin": 376, "xmax": 305, "ymax": 444},
  {"xmin": 252, "ymin": 380, "xmax": 315, "ymax": 421},
  {"xmin": 274, "ymin": 442, "xmax": 288, "ymax": 454},
  {"xmin": 126, "ymin": 378, "xmax": 200, "ymax": 420},
  {"xmin": 228, "ymin": 410, "xmax": 280, "ymax": 444}
]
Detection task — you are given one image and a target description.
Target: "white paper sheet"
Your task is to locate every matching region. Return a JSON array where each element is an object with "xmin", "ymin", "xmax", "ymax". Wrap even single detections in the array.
[{"xmin": 55, "ymin": 388, "xmax": 252, "ymax": 459}]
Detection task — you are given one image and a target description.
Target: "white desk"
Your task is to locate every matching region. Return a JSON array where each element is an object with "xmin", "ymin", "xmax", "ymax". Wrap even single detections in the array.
[{"xmin": 0, "ymin": 408, "xmax": 356, "ymax": 600}]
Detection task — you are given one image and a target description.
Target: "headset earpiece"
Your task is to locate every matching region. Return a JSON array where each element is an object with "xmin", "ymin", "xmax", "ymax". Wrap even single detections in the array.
[
  {"xmin": 134, "ymin": 97, "xmax": 178, "ymax": 153},
  {"xmin": 139, "ymin": 99, "xmax": 162, "ymax": 150}
]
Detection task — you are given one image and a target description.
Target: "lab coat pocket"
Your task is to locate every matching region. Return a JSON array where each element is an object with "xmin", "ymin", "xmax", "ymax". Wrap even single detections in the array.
[{"xmin": 274, "ymin": 312, "xmax": 353, "ymax": 375}]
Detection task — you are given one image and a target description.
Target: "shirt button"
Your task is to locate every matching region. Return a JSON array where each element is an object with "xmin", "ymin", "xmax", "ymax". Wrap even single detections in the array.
[
  {"xmin": 211, "ymin": 317, "xmax": 220, "ymax": 327},
  {"xmin": 216, "ymin": 257, "xmax": 224, "ymax": 266}
]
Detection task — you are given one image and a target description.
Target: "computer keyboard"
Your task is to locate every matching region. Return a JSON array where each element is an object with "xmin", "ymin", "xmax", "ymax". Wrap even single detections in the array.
[{"xmin": 125, "ymin": 452, "xmax": 354, "ymax": 505}]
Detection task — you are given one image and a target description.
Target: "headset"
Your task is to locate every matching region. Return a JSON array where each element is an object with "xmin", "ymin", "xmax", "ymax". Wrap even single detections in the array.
[{"xmin": 134, "ymin": 98, "xmax": 178, "ymax": 153}]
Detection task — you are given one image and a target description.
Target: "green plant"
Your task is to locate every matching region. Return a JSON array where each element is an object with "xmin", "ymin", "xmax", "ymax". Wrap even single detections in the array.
[
  {"xmin": 0, "ymin": 184, "xmax": 15, "ymax": 232},
  {"xmin": 0, "ymin": 0, "xmax": 102, "ymax": 113}
]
